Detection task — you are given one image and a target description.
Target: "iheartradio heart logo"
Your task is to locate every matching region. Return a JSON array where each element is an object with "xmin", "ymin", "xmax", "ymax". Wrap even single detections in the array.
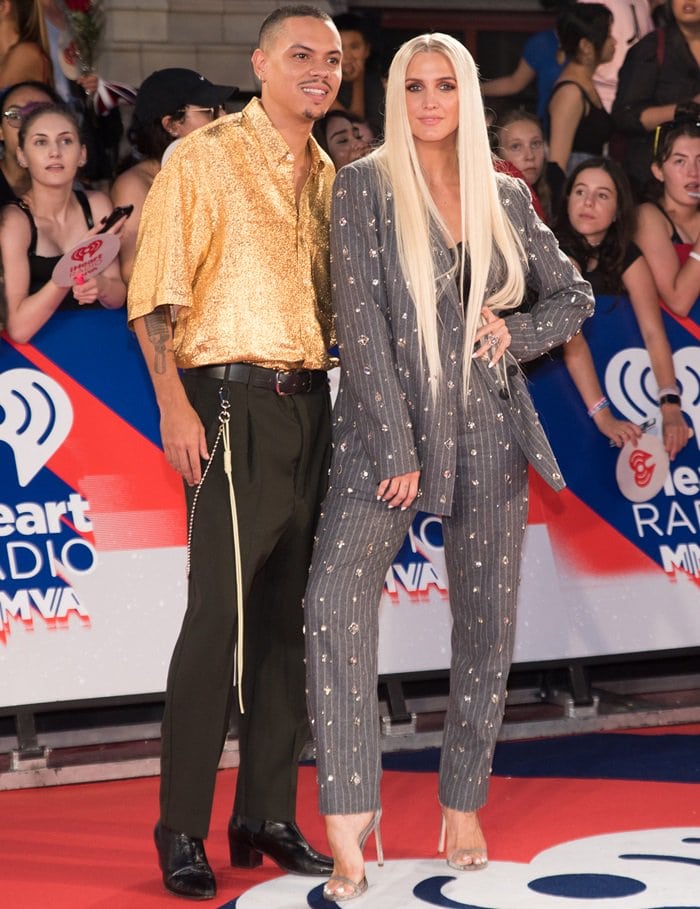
[
  {"xmin": 71, "ymin": 239, "xmax": 103, "ymax": 262},
  {"xmin": 628, "ymin": 448, "xmax": 655, "ymax": 488},
  {"xmin": 52, "ymin": 234, "xmax": 119, "ymax": 286},
  {"xmin": 615, "ymin": 435, "xmax": 669, "ymax": 503}
]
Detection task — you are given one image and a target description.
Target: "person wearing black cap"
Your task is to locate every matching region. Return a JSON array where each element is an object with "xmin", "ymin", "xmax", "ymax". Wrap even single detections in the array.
[
  {"xmin": 127, "ymin": 7, "xmax": 341, "ymax": 902},
  {"xmin": 111, "ymin": 68, "xmax": 237, "ymax": 284}
]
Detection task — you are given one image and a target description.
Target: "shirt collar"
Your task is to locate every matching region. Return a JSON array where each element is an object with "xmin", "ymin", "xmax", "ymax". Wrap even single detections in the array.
[{"xmin": 242, "ymin": 97, "xmax": 330, "ymax": 178}]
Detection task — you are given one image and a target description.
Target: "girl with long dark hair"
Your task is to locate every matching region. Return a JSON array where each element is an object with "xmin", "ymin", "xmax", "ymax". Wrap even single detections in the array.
[{"xmin": 555, "ymin": 156, "xmax": 690, "ymax": 456}]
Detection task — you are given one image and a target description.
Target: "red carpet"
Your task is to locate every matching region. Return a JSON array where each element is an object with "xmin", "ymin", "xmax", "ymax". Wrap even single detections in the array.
[{"xmin": 3, "ymin": 727, "xmax": 700, "ymax": 907}]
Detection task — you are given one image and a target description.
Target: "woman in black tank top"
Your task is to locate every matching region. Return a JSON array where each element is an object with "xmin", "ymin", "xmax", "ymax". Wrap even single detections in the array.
[
  {"xmin": 0, "ymin": 103, "xmax": 126, "ymax": 343},
  {"xmin": 548, "ymin": 4, "xmax": 615, "ymax": 175}
]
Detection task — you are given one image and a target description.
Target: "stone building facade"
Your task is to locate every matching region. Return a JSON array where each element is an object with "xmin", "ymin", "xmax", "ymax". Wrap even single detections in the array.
[
  {"xmin": 100, "ymin": 0, "xmax": 333, "ymax": 94},
  {"xmin": 98, "ymin": 0, "xmax": 544, "ymax": 93}
]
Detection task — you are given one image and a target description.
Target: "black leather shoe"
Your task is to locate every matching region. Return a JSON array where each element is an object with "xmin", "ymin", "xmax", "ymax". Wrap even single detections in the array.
[
  {"xmin": 154, "ymin": 822, "xmax": 217, "ymax": 900},
  {"xmin": 228, "ymin": 816, "xmax": 334, "ymax": 876}
]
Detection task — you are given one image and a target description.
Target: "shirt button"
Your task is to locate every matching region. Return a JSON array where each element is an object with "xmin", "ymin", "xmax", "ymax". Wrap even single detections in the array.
[{"xmin": 507, "ymin": 364, "xmax": 518, "ymax": 377}]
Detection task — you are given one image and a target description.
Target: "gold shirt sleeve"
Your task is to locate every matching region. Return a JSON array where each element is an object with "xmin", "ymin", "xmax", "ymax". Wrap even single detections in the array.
[
  {"xmin": 127, "ymin": 100, "xmax": 336, "ymax": 372},
  {"xmin": 128, "ymin": 145, "xmax": 213, "ymax": 320}
]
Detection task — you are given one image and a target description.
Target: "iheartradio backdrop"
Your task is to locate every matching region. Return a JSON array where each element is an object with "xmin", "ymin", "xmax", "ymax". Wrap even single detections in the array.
[{"xmin": 0, "ymin": 296, "xmax": 698, "ymax": 708}]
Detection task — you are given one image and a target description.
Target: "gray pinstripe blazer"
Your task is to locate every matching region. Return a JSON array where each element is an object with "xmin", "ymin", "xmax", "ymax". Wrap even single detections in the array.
[{"xmin": 329, "ymin": 157, "xmax": 595, "ymax": 516}]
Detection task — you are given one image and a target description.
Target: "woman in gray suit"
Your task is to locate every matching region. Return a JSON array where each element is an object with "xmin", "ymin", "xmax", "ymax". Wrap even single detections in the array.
[{"xmin": 305, "ymin": 32, "xmax": 594, "ymax": 902}]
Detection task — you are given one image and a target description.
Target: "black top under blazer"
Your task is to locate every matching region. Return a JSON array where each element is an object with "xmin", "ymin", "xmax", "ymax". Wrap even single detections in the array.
[{"xmin": 329, "ymin": 158, "xmax": 595, "ymax": 516}]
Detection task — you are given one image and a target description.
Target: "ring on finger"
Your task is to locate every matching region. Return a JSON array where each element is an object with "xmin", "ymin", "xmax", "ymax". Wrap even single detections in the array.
[{"xmin": 489, "ymin": 334, "xmax": 499, "ymax": 347}]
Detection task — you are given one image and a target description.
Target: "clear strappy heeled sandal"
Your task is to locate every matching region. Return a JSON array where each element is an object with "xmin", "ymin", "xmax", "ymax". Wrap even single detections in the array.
[
  {"xmin": 438, "ymin": 813, "xmax": 488, "ymax": 871},
  {"xmin": 323, "ymin": 809, "xmax": 384, "ymax": 902}
]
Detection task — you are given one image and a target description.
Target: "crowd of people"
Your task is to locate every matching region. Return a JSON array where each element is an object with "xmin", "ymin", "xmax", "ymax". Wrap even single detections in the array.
[
  {"xmin": 486, "ymin": 0, "xmax": 697, "ymax": 452},
  {"xmin": 0, "ymin": 1, "xmax": 697, "ymax": 904}
]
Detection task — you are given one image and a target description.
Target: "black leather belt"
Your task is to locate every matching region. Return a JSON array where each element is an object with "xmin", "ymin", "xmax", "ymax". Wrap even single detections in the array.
[{"xmin": 188, "ymin": 362, "xmax": 328, "ymax": 395}]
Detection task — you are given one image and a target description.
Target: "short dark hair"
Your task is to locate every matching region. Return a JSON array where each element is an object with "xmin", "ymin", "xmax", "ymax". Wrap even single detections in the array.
[
  {"xmin": 554, "ymin": 156, "xmax": 635, "ymax": 293},
  {"xmin": 1, "ymin": 80, "xmax": 61, "ymax": 114},
  {"xmin": 127, "ymin": 113, "xmax": 184, "ymax": 162},
  {"xmin": 557, "ymin": 3, "xmax": 612, "ymax": 60},
  {"xmin": 332, "ymin": 12, "xmax": 372, "ymax": 41},
  {"xmin": 258, "ymin": 5, "xmax": 333, "ymax": 49}
]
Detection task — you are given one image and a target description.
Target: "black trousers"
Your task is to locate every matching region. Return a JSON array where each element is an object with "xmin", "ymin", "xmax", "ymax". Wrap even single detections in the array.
[{"xmin": 159, "ymin": 371, "xmax": 331, "ymax": 839}]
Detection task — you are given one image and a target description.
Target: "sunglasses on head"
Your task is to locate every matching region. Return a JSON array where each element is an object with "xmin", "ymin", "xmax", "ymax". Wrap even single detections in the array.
[
  {"xmin": 2, "ymin": 101, "xmax": 52, "ymax": 127},
  {"xmin": 653, "ymin": 115, "xmax": 700, "ymax": 158}
]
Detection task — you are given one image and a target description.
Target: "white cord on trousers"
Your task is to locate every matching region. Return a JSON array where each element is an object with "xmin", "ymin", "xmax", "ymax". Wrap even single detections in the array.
[{"xmin": 185, "ymin": 392, "xmax": 245, "ymax": 713}]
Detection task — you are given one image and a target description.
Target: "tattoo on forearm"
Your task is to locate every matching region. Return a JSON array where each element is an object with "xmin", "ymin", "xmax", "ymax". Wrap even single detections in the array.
[{"xmin": 143, "ymin": 309, "xmax": 172, "ymax": 375}]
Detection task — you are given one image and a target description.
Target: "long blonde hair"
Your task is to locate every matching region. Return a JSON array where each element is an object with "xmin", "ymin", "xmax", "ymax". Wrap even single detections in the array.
[{"xmin": 373, "ymin": 33, "xmax": 526, "ymax": 396}]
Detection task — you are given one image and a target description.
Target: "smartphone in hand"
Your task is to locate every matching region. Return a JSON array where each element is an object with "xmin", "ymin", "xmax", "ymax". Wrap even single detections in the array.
[{"xmin": 98, "ymin": 204, "xmax": 134, "ymax": 234}]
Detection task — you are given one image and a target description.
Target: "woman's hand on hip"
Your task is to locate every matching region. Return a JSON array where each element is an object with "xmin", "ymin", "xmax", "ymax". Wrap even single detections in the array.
[
  {"xmin": 473, "ymin": 307, "xmax": 511, "ymax": 367},
  {"xmin": 377, "ymin": 470, "xmax": 420, "ymax": 510}
]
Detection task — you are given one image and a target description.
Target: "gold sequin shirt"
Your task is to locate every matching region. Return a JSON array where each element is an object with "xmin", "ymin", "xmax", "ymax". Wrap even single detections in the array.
[{"xmin": 127, "ymin": 98, "xmax": 336, "ymax": 370}]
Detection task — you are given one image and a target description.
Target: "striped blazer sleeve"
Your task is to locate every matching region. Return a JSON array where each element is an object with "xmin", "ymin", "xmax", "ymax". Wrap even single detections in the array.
[
  {"xmin": 499, "ymin": 177, "xmax": 595, "ymax": 362},
  {"xmin": 330, "ymin": 161, "xmax": 420, "ymax": 481}
]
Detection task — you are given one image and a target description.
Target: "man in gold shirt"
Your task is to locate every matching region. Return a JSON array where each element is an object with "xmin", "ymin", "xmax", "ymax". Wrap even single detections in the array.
[{"xmin": 128, "ymin": 5, "xmax": 342, "ymax": 901}]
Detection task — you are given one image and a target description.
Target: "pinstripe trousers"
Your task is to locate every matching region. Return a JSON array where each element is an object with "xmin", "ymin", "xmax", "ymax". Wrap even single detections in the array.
[{"xmin": 305, "ymin": 369, "xmax": 529, "ymax": 816}]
